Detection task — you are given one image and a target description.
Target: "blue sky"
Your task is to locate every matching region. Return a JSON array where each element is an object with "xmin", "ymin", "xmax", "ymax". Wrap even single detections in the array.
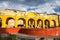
[{"xmin": 0, "ymin": 0, "xmax": 60, "ymax": 14}]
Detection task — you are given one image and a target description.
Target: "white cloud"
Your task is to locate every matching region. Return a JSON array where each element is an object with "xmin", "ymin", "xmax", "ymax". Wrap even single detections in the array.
[
  {"xmin": 15, "ymin": 4, "xmax": 29, "ymax": 11},
  {"xmin": 0, "ymin": 5, "xmax": 3, "ymax": 8},
  {"xmin": 0, "ymin": 2, "xmax": 8, "ymax": 10},
  {"xmin": 35, "ymin": 3, "xmax": 56, "ymax": 13},
  {"xmin": 16, "ymin": 3, "xmax": 56, "ymax": 13},
  {"xmin": 55, "ymin": 0, "xmax": 60, "ymax": 6},
  {"xmin": 28, "ymin": 0, "xmax": 60, "ymax": 14},
  {"xmin": 13, "ymin": 0, "xmax": 56, "ymax": 13},
  {"xmin": 19, "ymin": 0, "xmax": 25, "ymax": 2},
  {"xmin": 16, "ymin": 0, "xmax": 59, "ymax": 14},
  {"xmin": 2, "ymin": 2, "xmax": 8, "ymax": 8},
  {"xmin": 0, "ymin": 0, "xmax": 60, "ymax": 14}
]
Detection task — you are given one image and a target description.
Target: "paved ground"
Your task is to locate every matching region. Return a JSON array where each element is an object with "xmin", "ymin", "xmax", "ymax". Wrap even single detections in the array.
[
  {"xmin": 12, "ymin": 33, "xmax": 60, "ymax": 40},
  {"xmin": 0, "ymin": 33, "xmax": 60, "ymax": 40}
]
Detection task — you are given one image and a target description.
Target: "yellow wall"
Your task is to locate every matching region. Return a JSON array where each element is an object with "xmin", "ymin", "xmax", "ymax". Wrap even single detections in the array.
[{"xmin": 0, "ymin": 10, "xmax": 59, "ymax": 28}]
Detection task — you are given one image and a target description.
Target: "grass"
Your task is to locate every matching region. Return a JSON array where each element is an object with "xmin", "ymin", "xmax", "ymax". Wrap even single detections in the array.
[
  {"xmin": 11, "ymin": 34, "xmax": 17, "ymax": 40},
  {"xmin": 0, "ymin": 34, "xmax": 16, "ymax": 40}
]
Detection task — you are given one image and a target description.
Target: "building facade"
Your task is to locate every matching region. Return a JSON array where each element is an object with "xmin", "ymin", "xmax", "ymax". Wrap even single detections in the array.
[{"xmin": 0, "ymin": 9, "xmax": 59, "ymax": 28}]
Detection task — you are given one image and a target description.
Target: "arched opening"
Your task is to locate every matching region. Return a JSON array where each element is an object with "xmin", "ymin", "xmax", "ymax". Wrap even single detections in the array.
[
  {"xmin": 28, "ymin": 19, "xmax": 35, "ymax": 28},
  {"xmin": 51, "ymin": 20, "xmax": 56, "ymax": 27},
  {"xmin": 6, "ymin": 17, "xmax": 15, "ymax": 28},
  {"xmin": 18, "ymin": 18, "xmax": 26, "ymax": 28},
  {"xmin": 44, "ymin": 20, "xmax": 50, "ymax": 28},
  {"xmin": 0, "ymin": 18, "xmax": 2, "ymax": 28},
  {"xmin": 37, "ymin": 19, "xmax": 43, "ymax": 28}
]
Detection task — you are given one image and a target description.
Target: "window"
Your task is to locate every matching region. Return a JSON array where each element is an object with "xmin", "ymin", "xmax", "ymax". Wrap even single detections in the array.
[
  {"xmin": 0, "ymin": 18, "xmax": 2, "ymax": 28},
  {"xmin": 37, "ymin": 19, "xmax": 43, "ymax": 28},
  {"xmin": 28, "ymin": 19, "xmax": 35, "ymax": 28},
  {"xmin": 18, "ymin": 18, "xmax": 26, "ymax": 28},
  {"xmin": 6, "ymin": 17, "xmax": 15, "ymax": 28},
  {"xmin": 44, "ymin": 20, "xmax": 50, "ymax": 28}
]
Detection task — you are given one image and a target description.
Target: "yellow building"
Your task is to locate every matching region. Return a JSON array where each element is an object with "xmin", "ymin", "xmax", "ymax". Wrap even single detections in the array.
[{"xmin": 0, "ymin": 9, "xmax": 59, "ymax": 28}]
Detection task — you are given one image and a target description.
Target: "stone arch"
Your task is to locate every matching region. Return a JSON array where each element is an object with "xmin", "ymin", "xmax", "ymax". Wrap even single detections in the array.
[
  {"xmin": 18, "ymin": 18, "xmax": 26, "ymax": 27},
  {"xmin": 37, "ymin": 19, "xmax": 43, "ymax": 28},
  {"xmin": 28, "ymin": 19, "xmax": 35, "ymax": 28},
  {"xmin": 44, "ymin": 19, "xmax": 50, "ymax": 28},
  {"xmin": 6, "ymin": 17, "xmax": 15, "ymax": 28}
]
